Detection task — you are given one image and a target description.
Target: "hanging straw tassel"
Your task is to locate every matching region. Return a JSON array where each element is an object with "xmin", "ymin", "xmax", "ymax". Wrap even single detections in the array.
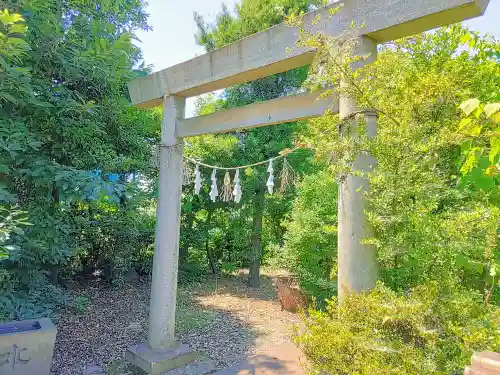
[
  {"xmin": 233, "ymin": 169, "xmax": 242, "ymax": 203},
  {"xmin": 266, "ymin": 158, "xmax": 274, "ymax": 194},
  {"xmin": 221, "ymin": 171, "xmax": 232, "ymax": 202},
  {"xmin": 181, "ymin": 159, "xmax": 191, "ymax": 186},
  {"xmin": 279, "ymin": 157, "xmax": 295, "ymax": 192},
  {"xmin": 209, "ymin": 168, "xmax": 218, "ymax": 202},
  {"xmin": 194, "ymin": 164, "xmax": 202, "ymax": 195}
]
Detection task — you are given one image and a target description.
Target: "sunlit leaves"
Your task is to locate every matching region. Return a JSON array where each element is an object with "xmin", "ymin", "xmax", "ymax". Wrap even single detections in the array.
[
  {"xmin": 0, "ymin": 207, "xmax": 30, "ymax": 260},
  {"xmin": 491, "ymin": 137, "xmax": 500, "ymax": 164},
  {"xmin": 484, "ymin": 102, "xmax": 500, "ymax": 118},
  {"xmin": 0, "ymin": 0, "xmax": 156, "ymax": 319},
  {"xmin": 301, "ymin": 24, "xmax": 500, "ymax": 309},
  {"xmin": 296, "ymin": 283, "xmax": 500, "ymax": 375},
  {"xmin": 456, "ymin": 99, "xmax": 499, "ymax": 191},
  {"xmin": 458, "ymin": 117, "xmax": 472, "ymax": 130},
  {"xmin": 459, "ymin": 98, "xmax": 480, "ymax": 116},
  {"xmin": 0, "ymin": 9, "xmax": 24, "ymax": 25},
  {"xmin": 0, "ymin": 9, "xmax": 30, "ymax": 60}
]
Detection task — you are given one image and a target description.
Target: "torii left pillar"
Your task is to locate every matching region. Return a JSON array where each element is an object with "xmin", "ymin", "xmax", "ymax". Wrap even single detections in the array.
[{"xmin": 126, "ymin": 95, "xmax": 197, "ymax": 375}]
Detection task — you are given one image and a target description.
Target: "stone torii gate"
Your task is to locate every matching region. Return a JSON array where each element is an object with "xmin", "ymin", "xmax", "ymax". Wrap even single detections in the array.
[{"xmin": 125, "ymin": 1, "xmax": 489, "ymax": 373}]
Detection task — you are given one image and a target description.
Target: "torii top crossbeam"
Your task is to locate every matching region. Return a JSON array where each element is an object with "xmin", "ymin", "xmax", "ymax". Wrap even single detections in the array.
[{"xmin": 129, "ymin": 0, "xmax": 489, "ymax": 109}]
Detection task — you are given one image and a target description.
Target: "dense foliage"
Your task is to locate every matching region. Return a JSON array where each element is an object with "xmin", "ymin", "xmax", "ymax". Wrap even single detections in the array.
[
  {"xmin": 1, "ymin": 0, "xmax": 322, "ymax": 321},
  {"xmin": 0, "ymin": 1, "xmax": 158, "ymax": 320},
  {"xmin": 280, "ymin": 170, "xmax": 338, "ymax": 301},
  {"xmin": 189, "ymin": 0, "xmax": 318, "ymax": 286},
  {"xmin": 296, "ymin": 283, "xmax": 500, "ymax": 375},
  {"xmin": 293, "ymin": 21, "xmax": 500, "ymax": 374}
]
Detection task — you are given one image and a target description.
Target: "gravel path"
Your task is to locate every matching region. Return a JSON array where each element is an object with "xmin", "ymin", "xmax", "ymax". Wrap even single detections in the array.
[{"xmin": 51, "ymin": 271, "xmax": 300, "ymax": 375}]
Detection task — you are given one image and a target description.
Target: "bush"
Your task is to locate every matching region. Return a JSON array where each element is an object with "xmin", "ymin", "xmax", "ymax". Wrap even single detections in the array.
[
  {"xmin": 73, "ymin": 199, "xmax": 156, "ymax": 285},
  {"xmin": 295, "ymin": 283, "xmax": 500, "ymax": 375},
  {"xmin": 0, "ymin": 272, "xmax": 70, "ymax": 321},
  {"xmin": 281, "ymin": 170, "xmax": 338, "ymax": 302}
]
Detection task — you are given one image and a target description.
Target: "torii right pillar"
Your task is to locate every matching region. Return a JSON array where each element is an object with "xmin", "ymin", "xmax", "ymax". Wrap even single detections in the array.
[{"xmin": 337, "ymin": 36, "xmax": 379, "ymax": 303}]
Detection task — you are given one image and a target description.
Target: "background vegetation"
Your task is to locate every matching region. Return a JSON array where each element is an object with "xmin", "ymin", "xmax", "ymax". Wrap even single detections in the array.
[
  {"xmin": 292, "ymin": 19, "xmax": 499, "ymax": 374},
  {"xmin": 0, "ymin": 0, "xmax": 159, "ymax": 320}
]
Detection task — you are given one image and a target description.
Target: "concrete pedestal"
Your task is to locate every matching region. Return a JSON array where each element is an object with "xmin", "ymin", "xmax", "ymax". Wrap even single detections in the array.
[
  {"xmin": 126, "ymin": 342, "xmax": 197, "ymax": 375},
  {"xmin": 0, "ymin": 318, "xmax": 56, "ymax": 375}
]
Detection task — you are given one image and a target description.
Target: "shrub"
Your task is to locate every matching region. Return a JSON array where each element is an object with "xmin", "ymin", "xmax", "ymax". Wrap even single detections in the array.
[
  {"xmin": 73, "ymin": 199, "xmax": 156, "ymax": 285},
  {"xmin": 295, "ymin": 283, "xmax": 500, "ymax": 375},
  {"xmin": 281, "ymin": 170, "xmax": 338, "ymax": 302}
]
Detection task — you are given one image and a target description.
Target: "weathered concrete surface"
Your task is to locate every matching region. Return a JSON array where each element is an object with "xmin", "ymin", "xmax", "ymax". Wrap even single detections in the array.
[
  {"xmin": 161, "ymin": 360, "xmax": 216, "ymax": 375},
  {"xmin": 337, "ymin": 37, "xmax": 379, "ymax": 302},
  {"xmin": 177, "ymin": 91, "xmax": 336, "ymax": 138},
  {"xmin": 147, "ymin": 95, "xmax": 186, "ymax": 350},
  {"xmin": 468, "ymin": 352, "xmax": 500, "ymax": 374},
  {"xmin": 214, "ymin": 342, "xmax": 305, "ymax": 375},
  {"xmin": 0, "ymin": 318, "xmax": 56, "ymax": 375},
  {"xmin": 126, "ymin": 342, "xmax": 197, "ymax": 375},
  {"xmin": 129, "ymin": 0, "xmax": 489, "ymax": 107},
  {"xmin": 83, "ymin": 364, "xmax": 105, "ymax": 375},
  {"xmin": 464, "ymin": 365, "xmax": 499, "ymax": 375}
]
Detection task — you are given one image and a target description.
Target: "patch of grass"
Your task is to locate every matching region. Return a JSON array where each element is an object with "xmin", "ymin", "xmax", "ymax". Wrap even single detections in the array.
[
  {"xmin": 72, "ymin": 293, "xmax": 90, "ymax": 314},
  {"xmin": 107, "ymin": 361, "xmax": 145, "ymax": 375},
  {"xmin": 176, "ymin": 286, "xmax": 216, "ymax": 334}
]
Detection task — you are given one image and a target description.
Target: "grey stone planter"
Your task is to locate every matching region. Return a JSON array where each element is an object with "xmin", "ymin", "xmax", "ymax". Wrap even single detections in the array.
[{"xmin": 0, "ymin": 318, "xmax": 57, "ymax": 375}]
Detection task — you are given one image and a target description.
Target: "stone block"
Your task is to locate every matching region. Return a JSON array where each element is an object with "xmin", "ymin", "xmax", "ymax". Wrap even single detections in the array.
[
  {"xmin": 126, "ymin": 342, "xmax": 196, "ymax": 375},
  {"xmin": 472, "ymin": 352, "xmax": 500, "ymax": 373},
  {"xmin": 163, "ymin": 360, "xmax": 215, "ymax": 375},
  {"xmin": 0, "ymin": 318, "xmax": 57, "ymax": 375},
  {"xmin": 465, "ymin": 365, "xmax": 500, "ymax": 375}
]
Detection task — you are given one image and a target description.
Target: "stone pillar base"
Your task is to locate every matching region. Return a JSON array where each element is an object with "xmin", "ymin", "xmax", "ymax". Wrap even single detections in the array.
[{"xmin": 126, "ymin": 342, "xmax": 196, "ymax": 375}]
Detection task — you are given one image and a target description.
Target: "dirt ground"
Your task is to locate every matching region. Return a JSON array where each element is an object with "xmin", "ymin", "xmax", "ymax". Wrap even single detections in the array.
[{"xmin": 51, "ymin": 270, "xmax": 301, "ymax": 375}]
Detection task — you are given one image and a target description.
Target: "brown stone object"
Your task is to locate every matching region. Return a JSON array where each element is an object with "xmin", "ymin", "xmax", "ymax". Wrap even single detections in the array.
[
  {"xmin": 465, "ymin": 365, "xmax": 500, "ymax": 375},
  {"xmin": 126, "ymin": 342, "xmax": 196, "ymax": 375},
  {"xmin": 0, "ymin": 318, "xmax": 57, "ymax": 375},
  {"xmin": 471, "ymin": 352, "xmax": 500, "ymax": 374},
  {"xmin": 275, "ymin": 277, "xmax": 307, "ymax": 313}
]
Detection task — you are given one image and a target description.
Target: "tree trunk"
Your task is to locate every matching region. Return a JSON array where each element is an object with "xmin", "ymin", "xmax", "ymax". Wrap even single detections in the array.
[
  {"xmin": 205, "ymin": 208, "xmax": 217, "ymax": 274},
  {"xmin": 180, "ymin": 211, "xmax": 194, "ymax": 265},
  {"xmin": 248, "ymin": 192, "xmax": 264, "ymax": 288}
]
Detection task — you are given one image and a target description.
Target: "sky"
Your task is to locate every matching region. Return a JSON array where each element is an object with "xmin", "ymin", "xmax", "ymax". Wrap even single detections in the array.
[{"xmin": 135, "ymin": 0, "xmax": 500, "ymax": 116}]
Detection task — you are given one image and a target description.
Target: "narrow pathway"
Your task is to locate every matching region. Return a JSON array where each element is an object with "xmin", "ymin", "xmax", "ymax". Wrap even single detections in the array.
[
  {"xmin": 214, "ymin": 342, "xmax": 305, "ymax": 375},
  {"xmin": 51, "ymin": 270, "xmax": 302, "ymax": 375}
]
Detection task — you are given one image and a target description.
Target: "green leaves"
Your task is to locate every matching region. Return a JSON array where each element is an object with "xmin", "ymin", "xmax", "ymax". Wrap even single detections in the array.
[
  {"xmin": 491, "ymin": 137, "xmax": 500, "ymax": 164},
  {"xmin": 0, "ymin": 206, "xmax": 30, "ymax": 260},
  {"xmin": 302, "ymin": 24, "xmax": 500, "ymax": 310},
  {"xmin": 296, "ymin": 283, "xmax": 500, "ymax": 375},
  {"xmin": 0, "ymin": 10, "xmax": 24, "ymax": 26},
  {"xmin": 458, "ymin": 117, "xmax": 472, "ymax": 130},
  {"xmin": 0, "ymin": 0, "xmax": 156, "ymax": 319},
  {"xmin": 0, "ymin": 9, "xmax": 30, "ymax": 60},
  {"xmin": 282, "ymin": 170, "xmax": 338, "ymax": 304},
  {"xmin": 456, "ymin": 99, "xmax": 499, "ymax": 191}
]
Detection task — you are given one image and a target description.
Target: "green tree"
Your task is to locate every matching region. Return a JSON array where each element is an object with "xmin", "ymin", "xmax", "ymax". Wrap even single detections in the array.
[
  {"xmin": 281, "ymin": 169, "xmax": 338, "ymax": 302},
  {"xmin": 0, "ymin": 1, "xmax": 157, "ymax": 319},
  {"xmin": 299, "ymin": 23, "xmax": 499, "ymax": 297},
  {"xmin": 293, "ymin": 22, "xmax": 500, "ymax": 374},
  {"xmin": 193, "ymin": 0, "xmax": 316, "ymax": 287}
]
